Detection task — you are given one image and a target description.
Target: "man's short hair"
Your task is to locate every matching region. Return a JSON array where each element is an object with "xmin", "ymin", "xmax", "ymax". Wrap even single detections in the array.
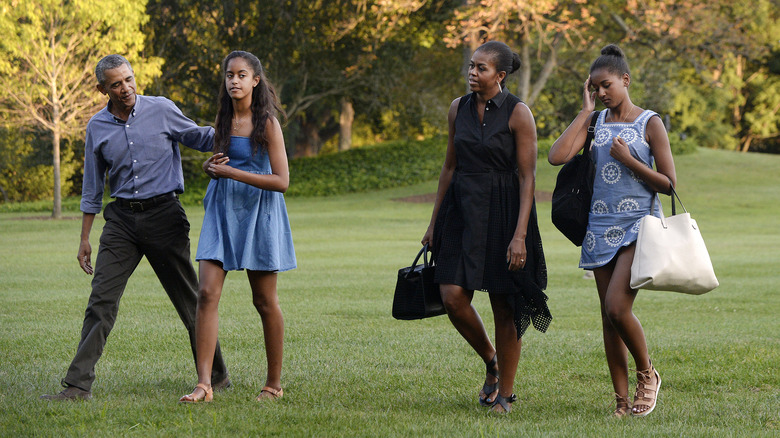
[{"xmin": 95, "ymin": 55, "xmax": 133, "ymax": 85}]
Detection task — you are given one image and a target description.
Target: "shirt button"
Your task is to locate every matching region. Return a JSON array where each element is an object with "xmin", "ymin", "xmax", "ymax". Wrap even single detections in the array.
[
  {"xmin": 134, "ymin": 191, "xmax": 139, "ymax": 194},
  {"xmin": 135, "ymin": 176, "xmax": 138, "ymax": 179},
  {"xmin": 126, "ymin": 125, "xmax": 130, "ymax": 128},
  {"xmin": 133, "ymin": 160, "xmax": 137, "ymax": 163},
  {"xmin": 130, "ymin": 142, "xmax": 133, "ymax": 145},
  {"xmin": 486, "ymin": 107, "xmax": 489, "ymax": 111}
]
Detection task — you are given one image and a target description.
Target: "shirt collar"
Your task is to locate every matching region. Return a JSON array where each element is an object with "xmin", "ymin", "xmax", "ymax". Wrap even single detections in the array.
[
  {"xmin": 105, "ymin": 94, "xmax": 143, "ymax": 123},
  {"xmin": 469, "ymin": 86, "xmax": 510, "ymax": 110},
  {"xmin": 487, "ymin": 86, "xmax": 510, "ymax": 108}
]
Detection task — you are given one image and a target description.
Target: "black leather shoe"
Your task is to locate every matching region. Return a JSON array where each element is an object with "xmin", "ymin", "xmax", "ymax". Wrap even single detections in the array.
[{"xmin": 40, "ymin": 386, "xmax": 92, "ymax": 401}]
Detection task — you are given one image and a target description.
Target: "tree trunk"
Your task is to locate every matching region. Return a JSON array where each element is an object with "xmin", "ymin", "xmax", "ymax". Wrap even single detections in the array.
[
  {"xmin": 294, "ymin": 119, "xmax": 323, "ymax": 157},
  {"xmin": 526, "ymin": 35, "xmax": 561, "ymax": 107},
  {"xmin": 740, "ymin": 135, "xmax": 753, "ymax": 153},
  {"xmin": 462, "ymin": 0, "xmax": 481, "ymax": 94},
  {"xmin": 338, "ymin": 97, "xmax": 354, "ymax": 151},
  {"xmin": 51, "ymin": 63, "xmax": 62, "ymax": 219},
  {"xmin": 518, "ymin": 34, "xmax": 531, "ymax": 102},
  {"xmin": 52, "ymin": 126, "xmax": 62, "ymax": 219}
]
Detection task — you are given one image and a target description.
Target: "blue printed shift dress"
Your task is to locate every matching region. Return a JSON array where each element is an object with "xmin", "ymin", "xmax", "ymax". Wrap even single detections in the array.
[
  {"xmin": 580, "ymin": 109, "xmax": 662, "ymax": 269},
  {"xmin": 196, "ymin": 136, "xmax": 297, "ymax": 272}
]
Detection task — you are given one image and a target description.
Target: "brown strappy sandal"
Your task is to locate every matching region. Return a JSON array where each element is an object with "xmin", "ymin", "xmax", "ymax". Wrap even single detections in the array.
[
  {"xmin": 256, "ymin": 386, "xmax": 283, "ymax": 401},
  {"xmin": 179, "ymin": 383, "xmax": 213, "ymax": 403},
  {"xmin": 632, "ymin": 363, "xmax": 661, "ymax": 416},
  {"xmin": 613, "ymin": 393, "xmax": 632, "ymax": 418}
]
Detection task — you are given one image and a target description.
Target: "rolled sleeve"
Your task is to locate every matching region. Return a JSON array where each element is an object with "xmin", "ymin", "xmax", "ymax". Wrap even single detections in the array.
[{"xmin": 80, "ymin": 125, "xmax": 107, "ymax": 214}]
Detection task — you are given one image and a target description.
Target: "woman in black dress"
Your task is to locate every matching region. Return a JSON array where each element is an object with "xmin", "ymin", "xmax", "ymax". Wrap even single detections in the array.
[{"xmin": 421, "ymin": 41, "xmax": 551, "ymax": 413}]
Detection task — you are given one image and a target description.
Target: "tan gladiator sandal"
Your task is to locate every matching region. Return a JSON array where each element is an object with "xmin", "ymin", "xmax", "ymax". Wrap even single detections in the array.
[
  {"xmin": 613, "ymin": 393, "xmax": 632, "ymax": 418},
  {"xmin": 632, "ymin": 363, "xmax": 661, "ymax": 416}
]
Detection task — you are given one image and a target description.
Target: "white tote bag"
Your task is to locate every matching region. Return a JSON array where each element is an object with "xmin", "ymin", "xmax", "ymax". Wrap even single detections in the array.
[{"xmin": 630, "ymin": 187, "xmax": 718, "ymax": 294}]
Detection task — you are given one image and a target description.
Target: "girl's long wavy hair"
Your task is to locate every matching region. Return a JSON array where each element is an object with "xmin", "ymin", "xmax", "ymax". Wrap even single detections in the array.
[{"xmin": 213, "ymin": 51, "xmax": 287, "ymax": 155}]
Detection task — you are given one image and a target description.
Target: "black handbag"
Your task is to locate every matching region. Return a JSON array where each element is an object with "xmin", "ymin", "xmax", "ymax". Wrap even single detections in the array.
[
  {"xmin": 551, "ymin": 112, "xmax": 599, "ymax": 246},
  {"xmin": 392, "ymin": 244, "xmax": 445, "ymax": 320}
]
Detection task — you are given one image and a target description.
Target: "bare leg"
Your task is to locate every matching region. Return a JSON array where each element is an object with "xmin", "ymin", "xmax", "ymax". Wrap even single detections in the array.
[
  {"xmin": 439, "ymin": 284, "xmax": 497, "ymax": 401},
  {"xmin": 190, "ymin": 260, "xmax": 227, "ymax": 399},
  {"xmin": 593, "ymin": 263, "xmax": 630, "ymax": 402},
  {"xmin": 604, "ymin": 245, "xmax": 650, "ymax": 370},
  {"xmin": 593, "ymin": 245, "xmax": 651, "ymax": 406},
  {"xmin": 489, "ymin": 293, "xmax": 521, "ymax": 412},
  {"xmin": 247, "ymin": 270, "xmax": 284, "ymax": 394}
]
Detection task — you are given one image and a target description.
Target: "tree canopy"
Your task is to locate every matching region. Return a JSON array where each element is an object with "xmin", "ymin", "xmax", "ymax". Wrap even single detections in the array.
[
  {"xmin": 1, "ymin": 0, "xmax": 779, "ymax": 207},
  {"xmin": 0, "ymin": 0, "xmax": 162, "ymax": 216}
]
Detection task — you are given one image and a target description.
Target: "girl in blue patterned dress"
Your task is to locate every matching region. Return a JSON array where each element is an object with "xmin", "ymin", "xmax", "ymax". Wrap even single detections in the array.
[
  {"xmin": 549, "ymin": 45, "xmax": 676, "ymax": 418},
  {"xmin": 180, "ymin": 51, "xmax": 295, "ymax": 403}
]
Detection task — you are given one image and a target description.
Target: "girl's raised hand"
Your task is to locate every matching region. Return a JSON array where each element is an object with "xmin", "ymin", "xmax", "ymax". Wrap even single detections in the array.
[{"xmin": 583, "ymin": 76, "xmax": 596, "ymax": 113}]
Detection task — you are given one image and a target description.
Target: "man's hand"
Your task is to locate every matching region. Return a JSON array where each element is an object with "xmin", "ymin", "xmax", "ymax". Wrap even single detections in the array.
[{"xmin": 78, "ymin": 240, "xmax": 93, "ymax": 275}]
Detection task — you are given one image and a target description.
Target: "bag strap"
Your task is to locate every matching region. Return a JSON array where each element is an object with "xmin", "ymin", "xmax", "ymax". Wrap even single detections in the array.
[
  {"xmin": 669, "ymin": 180, "xmax": 687, "ymax": 215},
  {"xmin": 654, "ymin": 177, "xmax": 687, "ymax": 219},
  {"xmin": 582, "ymin": 111, "xmax": 599, "ymax": 159},
  {"xmin": 407, "ymin": 244, "xmax": 432, "ymax": 278}
]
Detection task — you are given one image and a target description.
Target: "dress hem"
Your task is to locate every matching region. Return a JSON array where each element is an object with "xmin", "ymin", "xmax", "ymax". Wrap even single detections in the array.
[{"xmin": 195, "ymin": 257, "xmax": 297, "ymax": 273}]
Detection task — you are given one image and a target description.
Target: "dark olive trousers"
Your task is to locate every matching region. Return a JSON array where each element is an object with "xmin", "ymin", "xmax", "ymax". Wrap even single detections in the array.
[{"xmin": 63, "ymin": 197, "xmax": 228, "ymax": 391}]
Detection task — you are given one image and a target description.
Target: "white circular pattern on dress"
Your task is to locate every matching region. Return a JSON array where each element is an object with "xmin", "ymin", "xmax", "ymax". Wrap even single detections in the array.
[
  {"xmin": 628, "ymin": 169, "xmax": 642, "ymax": 183},
  {"xmin": 585, "ymin": 231, "xmax": 596, "ymax": 252},
  {"xmin": 594, "ymin": 128, "xmax": 611, "ymax": 147},
  {"xmin": 602, "ymin": 162, "xmax": 621, "ymax": 184},
  {"xmin": 604, "ymin": 226, "xmax": 625, "ymax": 247},
  {"xmin": 631, "ymin": 219, "xmax": 642, "ymax": 233},
  {"xmin": 617, "ymin": 198, "xmax": 640, "ymax": 212},
  {"xmin": 617, "ymin": 128, "xmax": 639, "ymax": 144},
  {"xmin": 592, "ymin": 200, "xmax": 609, "ymax": 214}
]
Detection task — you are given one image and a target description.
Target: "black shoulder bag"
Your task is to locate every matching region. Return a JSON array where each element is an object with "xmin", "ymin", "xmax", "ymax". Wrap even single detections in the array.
[{"xmin": 551, "ymin": 112, "xmax": 598, "ymax": 246}]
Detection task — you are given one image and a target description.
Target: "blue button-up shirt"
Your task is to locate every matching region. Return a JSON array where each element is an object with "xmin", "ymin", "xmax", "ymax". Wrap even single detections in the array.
[{"xmin": 80, "ymin": 95, "xmax": 214, "ymax": 214}]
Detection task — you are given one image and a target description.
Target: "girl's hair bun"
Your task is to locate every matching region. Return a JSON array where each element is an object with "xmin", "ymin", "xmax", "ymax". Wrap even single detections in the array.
[
  {"xmin": 590, "ymin": 43, "xmax": 630, "ymax": 76},
  {"xmin": 601, "ymin": 44, "xmax": 625, "ymax": 58}
]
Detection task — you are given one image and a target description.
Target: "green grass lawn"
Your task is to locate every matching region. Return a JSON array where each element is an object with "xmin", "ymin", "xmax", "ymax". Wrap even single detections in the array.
[{"xmin": 0, "ymin": 148, "xmax": 778, "ymax": 436}]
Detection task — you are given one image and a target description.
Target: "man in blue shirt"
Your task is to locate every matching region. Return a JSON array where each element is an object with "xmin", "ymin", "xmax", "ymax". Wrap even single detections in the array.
[{"xmin": 42, "ymin": 55, "xmax": 229, "ymax": 401}]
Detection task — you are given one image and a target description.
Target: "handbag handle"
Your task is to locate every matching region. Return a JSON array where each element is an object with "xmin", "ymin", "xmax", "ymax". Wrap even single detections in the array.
[
  {"xmin": 406, "ymin": 244, "xmax": 432, "ymax": 278},
  {"xmin": 669, "ymin": 182, "xmax": 687, "ymax": 216},
  {"xmin": 654, "ymin": 178, "xmax": 689, "ymax": 229}
]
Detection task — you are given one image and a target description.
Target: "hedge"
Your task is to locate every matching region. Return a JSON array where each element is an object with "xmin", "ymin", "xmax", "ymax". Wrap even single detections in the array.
[
  {"xmin": 284, "ymin": 137, "xmax": 448, "ymax": 197},
  {"xmin": 1, "ymin": 134, "xmax": 698, "ymax": 211}
]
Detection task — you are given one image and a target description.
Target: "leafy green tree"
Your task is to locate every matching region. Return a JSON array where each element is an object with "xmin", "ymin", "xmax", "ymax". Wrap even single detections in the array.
[
  {"xmin": 614, "ymin": 0, "xmax": 780, "ymax": 151},
  {"xmin": 445, "ymin": 0, "xmax": 600, "ymax": 107},
  {"xmin": 145, "ymin": 0, "xmax": 460, "ymax": 158},
  {"xmin": 0, "ymin": 0, "xmax": 162, "ymax": 216}
]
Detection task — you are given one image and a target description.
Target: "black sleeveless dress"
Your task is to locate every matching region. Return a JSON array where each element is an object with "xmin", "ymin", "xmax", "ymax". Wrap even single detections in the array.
[{"xmin": 432, "ymin": 88, "xmax": 552, "ymax": 338}]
